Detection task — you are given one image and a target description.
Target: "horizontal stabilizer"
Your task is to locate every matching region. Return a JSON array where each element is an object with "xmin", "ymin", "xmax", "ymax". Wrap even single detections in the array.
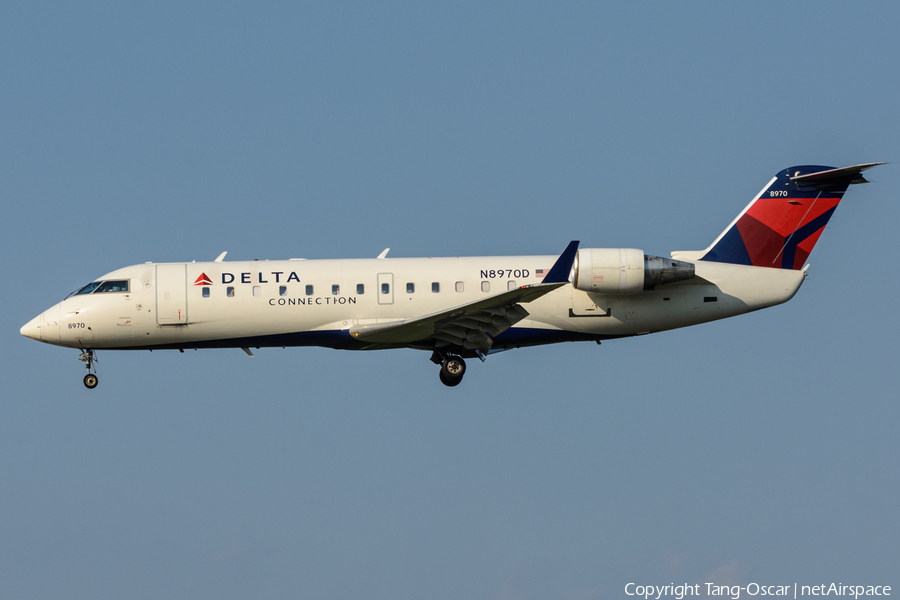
[{"xmin": 789, "ymin": 163, "xmax": 885, "ymax": 186}]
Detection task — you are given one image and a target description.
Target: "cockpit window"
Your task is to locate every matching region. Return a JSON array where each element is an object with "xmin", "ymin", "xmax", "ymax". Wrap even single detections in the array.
[
  {"xmin": 71, "ymin": 280, "xmax": 129, "ymax": 296},
  {"xmin": 96, "ymin": 280, "xmax": 129, "ymax": 293},
  {"xmin": 73, "ymin": 281, "xmax": 103, "ymax": 295}
]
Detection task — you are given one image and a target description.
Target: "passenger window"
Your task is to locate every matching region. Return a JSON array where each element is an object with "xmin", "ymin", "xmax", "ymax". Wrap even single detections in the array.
[
  {"xmin": 407, "ymin": 283, "xmax": 414, "ymax": 293},
  {"xmin": 227, "ymin": 287, "xmax": 235, "ymax": 297},
  {"xmin": 481, "ymin": 281, "xmax": 490, "ymax": 292},
  {"xmin": 332, "ymin": 284, "xmax": 340, "ymax": 295},
  {"xmin": 432, "ymin": 282, "xmax": 440, "ymax": 293},
  {"xmin": 279, "ymin": 285, "xmax": 287, "ymax": 296},
  {"xmin": 202, "ymin": 287, "xmax": 210, "ymax": 298},
  {"xmin": 357, "ymin": 283, "xmax": 365, "ymax": 294},
  {"xmin": 455, "ymin": 282, "xmax": 464, "ymax": 293},
  {"xmin": 253, "ymin": 286, "xmax": 261, "ymax": 297},
  {"xmin": 306, "ymin": 285, "xmax": 314, "ymax": 295},
  {"xmin": 508, "ymin": 281, "xmax": 516, "ymax": 291},
  {"xmin": 381, "ymin": 283, "xmax": 390, "ymax": 294}
]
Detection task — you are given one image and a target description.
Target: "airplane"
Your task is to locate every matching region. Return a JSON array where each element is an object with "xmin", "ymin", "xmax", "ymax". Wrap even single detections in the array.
[{"xmin": 21, "ymin": 163, "xmax": 882, "ymax": 389}]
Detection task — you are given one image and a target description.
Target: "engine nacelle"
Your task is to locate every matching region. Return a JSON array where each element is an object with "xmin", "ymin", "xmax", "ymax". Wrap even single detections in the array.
[
  {"xmin": 574, "ymin": 248, "xmax": 695, "ymax": 295},
  {"xmin": 643, "ymin": 255, "xmax": 696, "ymax": 289},
  {"xmin": 574, "ymin": 248, "xmax": 645, "ymax": 295}
]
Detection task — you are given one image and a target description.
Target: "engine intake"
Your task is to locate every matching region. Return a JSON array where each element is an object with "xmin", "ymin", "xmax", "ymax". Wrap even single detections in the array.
[{"xmin": 574, "ymin": 248, "xmax": 694, "ymax": 295}]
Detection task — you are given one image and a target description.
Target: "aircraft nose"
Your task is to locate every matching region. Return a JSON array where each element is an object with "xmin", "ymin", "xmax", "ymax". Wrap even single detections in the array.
[
  {"xmin": 20, "ymin": 315, "xmax": 42, "ymax": 341},
  {"xmin": 21, "ymin": 304, "xmax": 61, "ymax": 344}
]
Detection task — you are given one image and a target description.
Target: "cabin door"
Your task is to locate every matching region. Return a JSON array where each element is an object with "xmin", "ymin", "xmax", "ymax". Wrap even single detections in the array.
[{"xmin": 156, "ymin": 264, "xmax": 188, "ymax": 325}]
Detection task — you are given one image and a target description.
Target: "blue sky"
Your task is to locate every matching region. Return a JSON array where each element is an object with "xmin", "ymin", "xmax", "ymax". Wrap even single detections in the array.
[{"xmin": 2, "ymin": 2, "xmax": 898, "ymax": 599}]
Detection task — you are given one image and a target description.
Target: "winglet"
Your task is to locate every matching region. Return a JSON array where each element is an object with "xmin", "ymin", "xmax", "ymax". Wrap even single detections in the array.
[{"xmin": 541, "ymin": 241, "xmax": 580, "ymax": 284}]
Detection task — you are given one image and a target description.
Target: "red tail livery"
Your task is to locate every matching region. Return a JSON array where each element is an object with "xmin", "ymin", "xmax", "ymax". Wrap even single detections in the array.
[{"xmin": 699, "ymin": 164, "xmax": 882, "ymax": 269}]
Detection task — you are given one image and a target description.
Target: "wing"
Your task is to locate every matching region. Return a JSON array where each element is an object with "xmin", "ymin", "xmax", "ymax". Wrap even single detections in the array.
[{"xmin": 348, "ymin": 241, "xmax": 579, "ymax": 354}]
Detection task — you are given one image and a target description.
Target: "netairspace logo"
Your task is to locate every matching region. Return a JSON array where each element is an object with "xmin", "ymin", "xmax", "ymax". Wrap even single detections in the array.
[{"xmin": 625, "ymin": 583, "xmax": 892, "ymax": 600}]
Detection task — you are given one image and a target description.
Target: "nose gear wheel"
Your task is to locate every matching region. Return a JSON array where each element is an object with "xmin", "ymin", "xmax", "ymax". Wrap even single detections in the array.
[{"xmin": 78, "ymin": 350, "xmax": 99, "ymax": 389}]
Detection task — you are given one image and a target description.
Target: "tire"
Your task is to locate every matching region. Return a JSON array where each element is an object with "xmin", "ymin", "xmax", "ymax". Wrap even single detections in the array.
[
  {"xmin": 83, "ymin": 374, "xmax": 99, "ymax": 389},
  {"xmin": 439, "ymin": 370, "xmax": 461, "ymax": 387},
  {"xmin": 440, "ymin": 355, "xmax": 466, "ymax": 386}
]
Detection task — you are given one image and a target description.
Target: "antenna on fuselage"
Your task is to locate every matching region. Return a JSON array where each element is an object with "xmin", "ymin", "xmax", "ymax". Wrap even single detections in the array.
[
  {"xmin": 215, "ymin": 251, "xmax": 227, "ymax": 262},
  {"xmin": 377, "ymin": 248, "xmax": 390, "ymax": 259}
]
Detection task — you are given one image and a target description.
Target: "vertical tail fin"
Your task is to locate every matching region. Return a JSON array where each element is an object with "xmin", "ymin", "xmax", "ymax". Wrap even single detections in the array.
[{"xmin": 692, "ymin": 163, "xmax": 883, "ymax": 270}]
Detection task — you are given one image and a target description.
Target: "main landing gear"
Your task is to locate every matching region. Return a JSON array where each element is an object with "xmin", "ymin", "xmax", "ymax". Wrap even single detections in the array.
[
  {"xmin": 432, "ymin": 352, "xmax": 467, "ymax": 387},
  {"xmin": 79, "ymin": 349, "xmax": 98, "ymax": 389}
]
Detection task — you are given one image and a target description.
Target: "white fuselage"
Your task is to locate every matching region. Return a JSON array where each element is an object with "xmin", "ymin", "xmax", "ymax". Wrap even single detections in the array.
[{"xmin": 21, "ymin": 254, "xmax": 806, "ymax": 353}]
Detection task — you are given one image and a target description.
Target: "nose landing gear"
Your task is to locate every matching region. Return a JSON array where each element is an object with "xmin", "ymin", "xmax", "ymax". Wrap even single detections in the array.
[
  {"xmin": 438, "ymin": 354, "xmax": 466, "ymax": 387},
  {"xmin": 79, "ymin": 349, "xmax": 98, "ymax": 389}
]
